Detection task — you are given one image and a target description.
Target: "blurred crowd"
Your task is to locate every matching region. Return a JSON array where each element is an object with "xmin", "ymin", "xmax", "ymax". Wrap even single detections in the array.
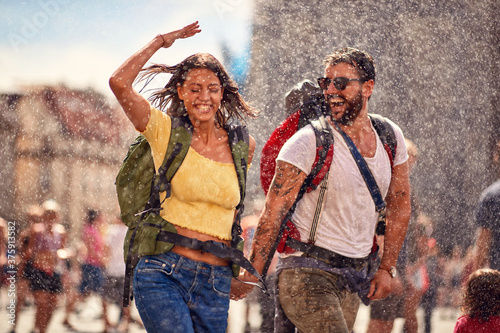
[{"xmin": 0, "ymin": 200, "xmax": 143, "ymax": 333}]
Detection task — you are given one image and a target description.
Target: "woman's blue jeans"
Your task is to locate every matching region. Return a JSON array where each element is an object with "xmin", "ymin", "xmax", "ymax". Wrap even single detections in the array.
[{"xmin": 133, "ymin": 251, "xmax": 232, "ymax": 333}]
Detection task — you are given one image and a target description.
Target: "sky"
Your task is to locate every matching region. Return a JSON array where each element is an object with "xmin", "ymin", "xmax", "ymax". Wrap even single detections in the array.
[{"xmin": 0, "ymin": 0, "xmax": 254, "ymax": 100}]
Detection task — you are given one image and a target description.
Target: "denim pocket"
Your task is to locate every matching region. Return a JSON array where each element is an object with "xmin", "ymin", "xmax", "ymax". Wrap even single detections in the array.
[
  {"xmin": 137, "ymin": 257, "xmax": 174, "ymax": 276},
  {"xmin": 211, "ymin": 273, "xmax": 231, "ymax": 298}
]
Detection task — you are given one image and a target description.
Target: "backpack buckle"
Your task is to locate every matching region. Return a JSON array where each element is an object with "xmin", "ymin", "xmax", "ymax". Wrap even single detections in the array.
[
  {"xmin": 158, "ymin": 182, "xmax": 171, "ymax": 198},
  {"xmin": 375, "ymin": 207, "xmax": 386, "ymax": 235}
]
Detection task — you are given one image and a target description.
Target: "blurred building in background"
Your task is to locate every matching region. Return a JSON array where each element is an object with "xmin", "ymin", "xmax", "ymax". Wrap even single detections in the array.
[
  {"xmin": 0, "ymin": 86, "xmax": 135, "ymax": 237},
  {"xmin": 246, "ymin": 0, "xmax": 500, "ymax": 253}
]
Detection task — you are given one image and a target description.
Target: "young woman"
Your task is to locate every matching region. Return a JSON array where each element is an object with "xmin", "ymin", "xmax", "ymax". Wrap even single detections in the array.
[
  {"xmin": 453, "ymin": 268, "xmax": 500, "ymax": 333},
  {"xmin": 63, "ymin": 209, "xmax": 108, "ymax": 330},
  {"xmin": 109, "ymin": 22, "xmax": 257, "ymax": 332},
  {"xmin": 25, "ymin": 200, "xmax": 67, "ymax": 333}
]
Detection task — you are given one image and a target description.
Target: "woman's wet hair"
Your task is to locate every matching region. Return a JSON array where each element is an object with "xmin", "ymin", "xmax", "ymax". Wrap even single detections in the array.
[{"xmin": 137, "ymin": 53, "xmax": 258, "ymax": 127}]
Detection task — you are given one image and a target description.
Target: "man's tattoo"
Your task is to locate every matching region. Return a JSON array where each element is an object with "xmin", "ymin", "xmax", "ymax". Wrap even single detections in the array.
[
  {"xmin": 250, "ymin": 223, "xmax": 275, "ymax": 261},
  {"xmin": 249, "ymin": 164, "xmax": 304, "ymax": 262},
  {"xmin": 271, "ymin": 164, "xmax": 303, "ymax": 198},
  {"xmin": 393, "ymin": 189, "xmax": 407, "ymax": 198}
]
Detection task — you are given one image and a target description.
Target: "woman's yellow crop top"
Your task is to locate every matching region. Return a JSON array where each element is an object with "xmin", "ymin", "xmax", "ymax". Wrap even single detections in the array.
[{"xmin": 141, "ymin": 105, "xmax": 240, "ymax": 240}]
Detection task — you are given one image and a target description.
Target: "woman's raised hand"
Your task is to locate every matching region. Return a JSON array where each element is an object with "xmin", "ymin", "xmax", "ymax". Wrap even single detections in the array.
[{"xmin": 159, "ymin": 21, "xmax": 201, "ymax": 48}]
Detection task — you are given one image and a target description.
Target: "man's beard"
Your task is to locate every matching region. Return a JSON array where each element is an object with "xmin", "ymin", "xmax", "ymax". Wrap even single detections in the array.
[{"xmin": 327, "ymin": 91, "xmax": 363, "ymax": 126}]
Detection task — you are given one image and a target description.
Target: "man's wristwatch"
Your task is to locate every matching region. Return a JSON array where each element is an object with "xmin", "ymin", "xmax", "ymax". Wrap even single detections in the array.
[{"xmin": 379, "ymin": 265, "xmax": 397, "ymax": 278}]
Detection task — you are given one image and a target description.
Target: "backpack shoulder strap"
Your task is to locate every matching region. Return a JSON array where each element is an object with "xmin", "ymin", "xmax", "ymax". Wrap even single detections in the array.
[
  {"xmin": 369, "ymin": 114, "xmax": 397, "ymax": 170},
  {"xmin": 224, "ymin": 120, "xmax": 250, "ymax": 248},
  {"xmin": 154, "ymin": 115, "xmax": 193, "ymax": 195},
  {"xmin": 224, "ymin": 121, "xmax": 250, "ymax": 210},
  {"xmin": 302, "ymin": 97, "xmax": 334, "ymax": 192}
]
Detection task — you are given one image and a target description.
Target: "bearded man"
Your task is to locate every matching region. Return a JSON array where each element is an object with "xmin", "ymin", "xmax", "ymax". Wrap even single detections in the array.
[{"xmin": 231, "ymin": 47, "xmax": 411, "ymax": 333}]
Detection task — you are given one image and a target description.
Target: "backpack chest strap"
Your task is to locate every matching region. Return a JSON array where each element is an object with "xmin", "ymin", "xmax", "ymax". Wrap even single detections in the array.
[{"xmin": 156, "ymin": 230, "xmax": 266, "ymax": 289}]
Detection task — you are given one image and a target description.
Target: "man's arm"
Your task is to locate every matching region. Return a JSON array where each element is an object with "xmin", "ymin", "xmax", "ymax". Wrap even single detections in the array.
[
  {"xmin": 230, "ymin": 161, "xmax": 307, "ymax": 299},
  {"xmin": 474, "ymin": 227, "xmax": 491, "ymax": 269},
  {"xmin": 368, "ymin": 160, "xmax": 411, "ymax": 300},
  {"xmin": 250, "ymin": 161, "xmax": 307, "ymax": 272}
]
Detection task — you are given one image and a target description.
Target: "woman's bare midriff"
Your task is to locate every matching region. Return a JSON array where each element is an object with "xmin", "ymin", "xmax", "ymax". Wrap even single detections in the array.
[{"xmin": 170, "ymin": 226, "xmax": 231, "ymax": 267}]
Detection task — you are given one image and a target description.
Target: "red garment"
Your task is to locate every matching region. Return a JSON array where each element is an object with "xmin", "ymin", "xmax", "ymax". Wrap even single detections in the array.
[
  {"xmin": 454, "ymin": 315, "xmax": 500, "ymax": 333},
  {"xmin": 82, "ymin": 224, "xmax": 105, "ymax": 267}
]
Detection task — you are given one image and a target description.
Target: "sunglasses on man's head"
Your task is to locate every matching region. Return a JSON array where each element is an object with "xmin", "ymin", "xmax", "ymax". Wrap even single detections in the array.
[{"xmin": 317, "ymin": 77, "xmax": 365, "ymax": 91}]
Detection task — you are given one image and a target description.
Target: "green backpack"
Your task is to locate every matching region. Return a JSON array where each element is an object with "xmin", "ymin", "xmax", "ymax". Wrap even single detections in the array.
[{"xmin": 116, "ymin": 115, "xmax": 262, "ymax": 306}]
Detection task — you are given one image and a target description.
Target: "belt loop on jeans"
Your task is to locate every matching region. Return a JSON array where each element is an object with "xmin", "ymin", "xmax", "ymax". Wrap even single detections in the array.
[{"xmin": 175, "ymin": 254, "xmax": 184, "ymax": 272}]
